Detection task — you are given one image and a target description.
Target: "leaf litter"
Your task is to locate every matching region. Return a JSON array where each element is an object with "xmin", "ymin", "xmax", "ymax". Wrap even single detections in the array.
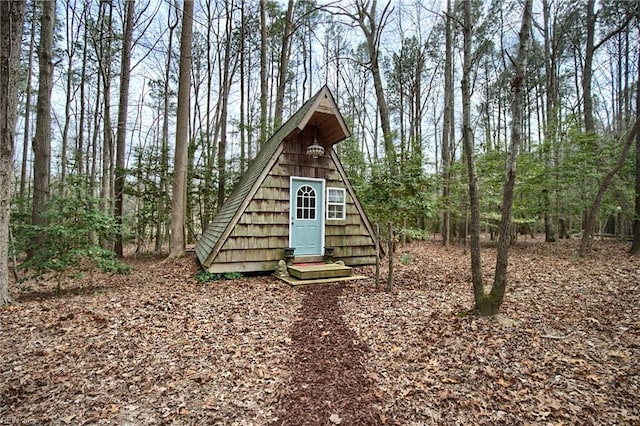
[
  {"xmin": 1, "ymin": 237, "xmax": 639, "ymax": 425},
  {"xmin": 1, "ymin": 256, "xmax": 302, "ymax": 425},
  {"xmin": 341, "ymin": 238, "xmax": 640, "ymax": 425}
]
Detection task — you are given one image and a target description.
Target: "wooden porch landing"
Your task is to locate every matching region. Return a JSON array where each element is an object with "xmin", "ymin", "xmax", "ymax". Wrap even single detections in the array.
[
  {"xmin": 288, "ymin": 263, "xmax": 352, "ymax": 279},
  {"xmin": 275, "ymin": 262, "xmax": 367, "ymax": 287},
  {"xmin": 276, "ymin": 273, "xmax": 367, "ymax": 287}
]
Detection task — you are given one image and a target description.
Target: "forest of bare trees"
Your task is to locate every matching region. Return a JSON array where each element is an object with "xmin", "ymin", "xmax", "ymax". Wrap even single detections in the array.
[{"xmin": 1, "ymin": 0, "xmax": 639, "ymax": 305}]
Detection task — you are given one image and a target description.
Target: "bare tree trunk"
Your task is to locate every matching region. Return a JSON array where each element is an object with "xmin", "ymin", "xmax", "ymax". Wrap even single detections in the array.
[
  {"xmin": 386, "ymin": 222, "xmax": 393, "ymax": 293},
  {"xmin": 461, "ymin": 0, "xmax": 485, "ymax": 312},
  {"xmin": 89, "ymin": 66, "xmax": 102, "ymax": 244},
  {"xmin": 247, "ymin": 45, "xmax": 254, "ymax": 163},
  {"xmin": 169, "ymin": 0, "xmax": 194, "ymax": 258},
  {"xmin": 239, "ymin": 0, "xmax": 246, "ymax": 172},
  {"xmin": 273, "ymin": 0, "xmax": 295, "ymax": 130},
  {"xmin": 76, "ymin": 4, "xmax": 89, "ymax": 183},
  {"xmin": 217, "ymin": 0, "xmax": 236, "ymax": 210},
  {"xmin": 201, "ymin": 0, "xmax": 215, "ymax": 232},
  {"xmin": 398, "ymin": 44, "xmax": 405, "ymax": 164},
  {"xmin": 0, "ymin": 0, "xmax": 27, "ymax": 305},
  {"xmin": 631, "ymin": 45, "xmax": 640, "ymax": 254},
  {"xmin": 542, "ymin": 0, "xmax": 556, "ymax": 242},
  {"xmin": 583, "ymin": 0, "xmax": 596, "ymax": 133},
  {"xmin": 20, "ymin": 0, "xmax": 36, "ymax": 201},
  {"xmin": 582, "ymin": 0, "xmax": 632, "ymax": 134},
  {"xmin": 441, "ymin": 0, "xmax": 453, "ymax": 248},
  {"xmin": 411, "ymin": 48, "xmax": 424, "ymax": 166},
  {"xmin": 579, "ymin": 117, "xmax": 640, "ymax": 256},
  {"xmin": 31, "ymin": 0, "xmax": 56, "ymax": 255},
  {"xmin": 114, "ymin": 0, "xmax": 135, "ymax": 257},
  {"xmin": 375, "ymin": 223, "xmax": 381, "ymax": 290},
  {"xmin": 259, "ymin": 0, "xmax": 268, "ymax": 146},
  {"xmin": 156, "ymin": 2, "xmax": 178, "ymax": 255},
  {"xmin": 486, "ymin": 0, "xmax": 533, "ymax": 316},
  {"xmin": 98, "ymin": 0, "xmax": 114, "ymax": 234},
  {"xmin": 348, "ymin": 0, "xmax": 396, "ymax": 170},
  {"xmin": 573, "ymin": 49, "xmax": 583, "ymax": 131},
  {"xmin": 90, "ymin": 62, "xmax": 102, "ymax": 203},
  {"xmin": 59, "ymin": 0, "xmax": 81, "ymax": 193}
]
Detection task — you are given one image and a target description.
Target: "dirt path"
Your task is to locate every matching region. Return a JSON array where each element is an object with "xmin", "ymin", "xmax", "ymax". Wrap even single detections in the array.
[{"xmin": 271, "ymin": 284, "xmax": 382, "ymax": 425}]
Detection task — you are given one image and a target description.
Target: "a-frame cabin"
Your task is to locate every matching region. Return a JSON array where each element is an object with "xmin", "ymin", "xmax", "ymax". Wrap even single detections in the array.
[{"xmin": 195, "ymin": 86, "xmax": 377, "ymax": 273}]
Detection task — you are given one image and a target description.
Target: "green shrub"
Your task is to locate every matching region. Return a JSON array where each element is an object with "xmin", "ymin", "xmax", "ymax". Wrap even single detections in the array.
[
  {"xmin": 195, "ymin": 270, "xmax": 243, "ymax": 283},
  {"xmin": 12, "ymin": 192, "xmax": 130, "ymax": 292},
  {"xmin": 359, "ymin": 161, "xmax": 437, "ymax": 233},
  {"xmin": 195, "ymin": 270, "xmax": 221, "ymax": 283},
  {"xmin": 223, "ymin": 271, "xmax": 243, "ymax": 280},
  {"xmin": 401, "ymin": 228, "xmax": 430, "ymax": 242}
]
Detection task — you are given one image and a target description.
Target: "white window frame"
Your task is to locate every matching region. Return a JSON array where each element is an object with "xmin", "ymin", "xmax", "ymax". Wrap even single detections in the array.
[{"xmin": 326, "ymin": 187, "xmax": 346, "ymax": 220}]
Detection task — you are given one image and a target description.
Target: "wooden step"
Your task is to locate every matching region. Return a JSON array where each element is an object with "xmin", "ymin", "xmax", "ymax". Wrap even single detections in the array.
[
  {"xmin": 287, "ymin": 263, "xmax": 352, "ymax": 280},
  {"xmin": 293, "ymin": 255, "xmax": 324, "ymax": 264}
]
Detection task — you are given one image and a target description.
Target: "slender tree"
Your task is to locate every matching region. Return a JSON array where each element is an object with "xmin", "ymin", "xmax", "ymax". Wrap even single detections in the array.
[
  {"xmin": 216, "ymin": 0, "xmax": 237, "ymax": 210},
  {"xmin": 156, "ymin": 0, "xmax": 178, "ymax": 254},
  {"xmin": 259, "ymin": 0, "xmax": 268, "ymax": 145},
  {"xmin": 0, "ymin": 0, "xmax": 27, "ymax": 305},
  {"xmin": 463, "ymin": 0, "xmax": 533, "ymax": 316},
  {"xmin": 582, "ymin": 0, "xmax": 633, "ymax": 133},
  {"xmin": 461, "ymin": 0, "xmax": 484, "ymax": 313},
  {"xmin": 97, "ymin": 0, "xmax": 114, "ymax": 231},
  {"xmin": 441, "ymin": 0, "xmax": 453, "ymax": 248},
  {"xmin": 239, "ymin": 0, "xmax": 247, "ymax": 172},
  {"xmin": 484, "ymin": 0, "xmax": 533, "ymax": 315},
  {"xmin": 579, "ymin": 117, "xmax": 640, "ymax": 256},
  {"xmin": 75, "ymin": 3, "xmax": 90, "ymax": 183},
  {"xmin": 19, "ymin": 0, "xmax": 37, "ymax": 201},
  {"xmin": 541, "ymin": 0, "xmax": 557, "ymax": 242},
  {"xmin": 340, "ymin": 0, "xmax": 396, "ymax": 170},
  {"xmin": 114, "ymin": 0, "xmax": 136, "ymax": 257},
  {"xmin": 578, "ymin": 0, "xmax": 636, "ymax": 253},
  {"xmin": 58, "ymin": 0, "xmax": 83, "ymax": 192},
  {"xmin": 583, "ymin": 0, "xmax": 596, "ymax": 133},
  {"xmin": 631, "ymin": 37, "xmax": 640, "ymax": 254},
  {"xmin": 199, "ymin": 0, "xmax": 215, "ymax": 234},
  {"xmin": 169, "ymin": 0, "xmax": 194, "ymax": 258},
  {"xmin": 273, "ymin": 0, "xmax": 295, "ymax": 130},
  {"xmin": 31, "ymin": 0, "xmax": 56, "ymax": 255}
]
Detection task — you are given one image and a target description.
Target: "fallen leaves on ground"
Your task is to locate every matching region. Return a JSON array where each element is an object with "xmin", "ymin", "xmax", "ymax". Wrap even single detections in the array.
[
  {"xmin": 1, "ymin": 255, "xmax": 302, "ymax": 424},
  {"xmin": 1, "ymin": 237, "xmax": 639, "ymax": 425},
  {"xmin": 341, "ymin": 237, "xmax": 640, "ymax": 424}
]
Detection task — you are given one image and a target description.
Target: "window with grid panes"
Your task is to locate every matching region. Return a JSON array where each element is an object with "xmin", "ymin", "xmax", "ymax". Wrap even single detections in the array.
[{"xmin": 327, "ymin": 188, "xmax": 345, "ymax": 220}]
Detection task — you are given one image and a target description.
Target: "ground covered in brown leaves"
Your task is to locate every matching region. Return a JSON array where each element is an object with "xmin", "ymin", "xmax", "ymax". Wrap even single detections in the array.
[
  {"xmin": 1, "ymin": 256, "xmax": 302, "ymax": 424},
  {"xmin": 2, "ymin": 237, "xmax": 639, "ymax": 425}
]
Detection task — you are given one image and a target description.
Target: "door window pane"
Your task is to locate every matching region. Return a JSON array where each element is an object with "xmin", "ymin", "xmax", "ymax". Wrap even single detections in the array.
[{"xmin": 296, "ymin": 185, "xmax": 316, "ymax": 220}]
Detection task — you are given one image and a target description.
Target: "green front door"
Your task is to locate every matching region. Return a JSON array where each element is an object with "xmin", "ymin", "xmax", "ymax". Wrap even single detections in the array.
[{"xmin": 290, "ymin": 178, "xmax": 324, "ymax": 256}]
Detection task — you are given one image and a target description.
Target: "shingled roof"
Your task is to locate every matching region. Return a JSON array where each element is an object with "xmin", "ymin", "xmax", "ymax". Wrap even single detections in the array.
[{"xmin": 195, "ymin": 86, "xmax": 350, "ymax": 269}]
